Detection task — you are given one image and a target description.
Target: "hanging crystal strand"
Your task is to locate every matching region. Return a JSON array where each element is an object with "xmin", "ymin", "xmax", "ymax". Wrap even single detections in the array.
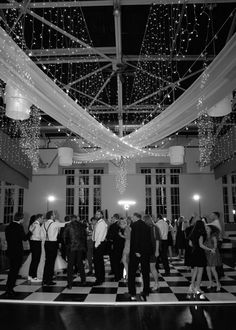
[{"xmin": 115, "ymin": 157, "xmax": 128, "ymax": 195}]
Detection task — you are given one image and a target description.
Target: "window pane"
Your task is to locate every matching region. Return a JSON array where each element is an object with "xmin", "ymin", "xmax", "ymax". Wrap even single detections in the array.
[
  {"xmin": 4, "ymin": 188, "xmax": 15, "ymax": 224},
  {"xmin": 156, "ymin": 169, "xmax": 166, "ymax": 184},
  {"xmin": 222, "ymin": 176, "xmax": 227, "ymax": 184},
  {"xmin": 171, "ymin": 187, "xmax": 180, "ymax": 220},
  {"xmin": 94, "ymin": 169, "xmax": 104, "ymax": 174},
  {"xmin": 222, "ymin": 187, "xmax": 229, "ymax": 222},
  {"xmin": 156, "ymin": 187, "xmax": 167, "ymax": 217},
  {"xmin": 66, "ymin": 188, "xmax": 74, "ymax": 216},
  {"xmin": 79, "ymin": 176, "xmax": 89, "ymax": 185},
  {"xmin": 145, "ymin": 187, "xmax": 152, "ymax": 215},
  {"xmin": 66, "ymin": 176, "xmax": 74, "ymax": 185},
  {"xmin": 94, "ymin": 175, "xmax": 101, "ymax": 185},
  {"xmin": 94, "ymin": 187, "xmax": 101, "ymax": 215},
  {"xmin": 18, "ymin": 188, "xmax": 24, "ymax": 213},
  {"xmin": 231, "ymin": 175, "xmax": 236, "ymax": 185},
  {"xmin": 78, "ymin": 187, "xmax": 89, "ymax": 222}
]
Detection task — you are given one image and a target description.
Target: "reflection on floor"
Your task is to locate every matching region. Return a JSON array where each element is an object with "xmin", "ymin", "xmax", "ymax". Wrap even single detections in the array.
[
  {"xmin": 1, "ymin": 302, "xmax": 236, "ymax": 330},
  {"xmin": 0, "ymin": 257, "xmax": 236, "ymax": 304}
]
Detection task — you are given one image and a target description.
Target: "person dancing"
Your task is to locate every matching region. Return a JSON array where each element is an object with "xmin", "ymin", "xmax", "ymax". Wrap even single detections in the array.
[{"xmin": 188, "ymin": 220, "xmax": 214, "ymax": 297}]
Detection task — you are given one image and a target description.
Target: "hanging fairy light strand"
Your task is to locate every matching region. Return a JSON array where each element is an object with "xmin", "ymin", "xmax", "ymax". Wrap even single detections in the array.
[
  {"xmin": 115, "ymin": 157, "xmax": 128, "ymax": 195},
  {"xmin": 14, "ymin": 106, "xmax": 41, "ymax": 171}
]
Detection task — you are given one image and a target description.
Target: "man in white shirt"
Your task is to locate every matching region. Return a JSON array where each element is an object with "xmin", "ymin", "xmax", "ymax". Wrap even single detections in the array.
[
  {"xmin": 92, "ymin": 209, "xmax": 108, "ymax": 285},
  {"xmin": 40, "ymin": 210, "xmax": 65, "ymax": 285},
  {"xmin": 156, "ymin": 214, "xmax": 170, "ymax": 276}
]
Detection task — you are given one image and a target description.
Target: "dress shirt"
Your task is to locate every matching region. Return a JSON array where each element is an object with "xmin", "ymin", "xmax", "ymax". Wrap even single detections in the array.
[
  {"xmin": 156, "ymin": 219, "xmax": 168, "ymax": 240},
  {"xmin": 29, "ymin": 220, "xmax": 41, "ymax": 241},
  {"xmin": 93, "ymin": 218, "xmax": 107, "ymax": 248},
  {"xmin": 40, "ymin": 219, "xmax": 65, "ymax": 242}
]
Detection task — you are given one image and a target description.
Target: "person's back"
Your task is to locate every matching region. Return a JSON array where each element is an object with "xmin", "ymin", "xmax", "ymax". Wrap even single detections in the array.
[
  {"xmin": 5, "ymin": 212, "xmax": 29, "ymax": 296},
  {"xmin": 130, "ymin": 219, "xmax": 152, "ymax": 256},
  {"xmin": 6, "ymin": 219, "xmax": 26, "ymax": 256},
  {"xmin": 65, "ymin": 220, "xmax": 87, "ymax": 251}
]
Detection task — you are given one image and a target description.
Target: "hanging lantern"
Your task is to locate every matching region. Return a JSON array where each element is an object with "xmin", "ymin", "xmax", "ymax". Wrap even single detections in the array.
[
  {"xmin": 5, "ymin": 84, "xmax": 31, "ymax": 120},
  {"xmin": 58, "ymin": 147, "xmax": 73, "ymax": 166},
  {"xmin": 169, "ymin": 146, "xmax": 185, "ymax": 165},
  {"xmin": 207, "ymin": 95, "xmax": 232, "ymax": 117}
]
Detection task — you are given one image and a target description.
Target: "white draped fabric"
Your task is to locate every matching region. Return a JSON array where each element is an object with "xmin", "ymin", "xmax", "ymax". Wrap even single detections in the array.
[{"xmin": 0, "ymin": 26, "xmax": 236, "ymax": 162}]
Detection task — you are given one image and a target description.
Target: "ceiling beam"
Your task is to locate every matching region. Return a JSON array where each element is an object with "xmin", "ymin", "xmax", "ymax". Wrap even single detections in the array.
[
  {"xmin": 26, "ymin": 47, "xmax": 117, "ymax": 57},
  {"xmin": 226, "ymin": 11, "xmax": 236, "ymax": 42},
  {"xmin": 63, "ymin": 63, "xmax": 112, "ymax": 90},
  {"xmin": 33, "ymin": 52, "xmax": 215, "ymax": 64},
  {"xmin": 1, "ymin": 0, "xmax": 236, "ymax": 10},
  {"xmin": 87, "ymin": 71, "xmax": 115, "ymax": 109},
  {"xmin": 113, "ymin": 0, "xmax": 124, "ymax": 137}
]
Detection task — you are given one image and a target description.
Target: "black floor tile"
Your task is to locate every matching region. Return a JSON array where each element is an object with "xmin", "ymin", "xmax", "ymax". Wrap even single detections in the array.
[
  {"xmin": 37, "ymin": 286, "xmax": 65, "ymax": 293},
  {"xmin": 90, "ymin": 287, "xmax": 117, "ymax": 294},
  {"xmin": 54, "ymin": 293, "xmax": 87, "ymax": 302},
  {"xmin": 116, "ymin": 293, "xmax": 131, "ymax": 302},
  {"xmin": 154, "ymin": 287, "xmax": 172, "ymax": 293}
]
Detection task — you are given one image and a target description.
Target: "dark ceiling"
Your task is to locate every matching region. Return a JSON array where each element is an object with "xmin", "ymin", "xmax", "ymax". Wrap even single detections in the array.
[{"xmin": 0, "ymin": 0, "xmax": 236, "ymax": 143}]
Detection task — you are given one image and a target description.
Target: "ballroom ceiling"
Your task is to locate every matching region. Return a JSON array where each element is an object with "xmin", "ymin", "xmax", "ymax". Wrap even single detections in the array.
[{"xmin": 0, "ymin": 0, "xmax": 236, "ymax": 146}]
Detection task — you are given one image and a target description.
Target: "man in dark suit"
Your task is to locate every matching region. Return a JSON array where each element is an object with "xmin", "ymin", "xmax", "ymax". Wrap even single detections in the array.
[
  {"xmin": 106, "ymin": 213, "xmax": 120, "ymax": 278},
  {"xmin": 5, "ymin": 212, "xmax": 30, "ymax": 297},
  {"xmin": 63, "ymin": 215, "xmax": 87, "ymax": 289},
  {"xmin": 128, "ymin": 212, "xmax": 152, "ymax": 301}
]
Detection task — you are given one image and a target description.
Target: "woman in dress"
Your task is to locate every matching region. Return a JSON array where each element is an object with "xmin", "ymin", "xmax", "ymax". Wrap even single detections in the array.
[
  {"xmin": 188, "ymin": 219, "xmax": 215, "ymax": 296},
  {"xmin": 143, "ymin": 215, "xmax": 161, "ymax": 292},
  {"xmin": 28, "ymin": 213, "xmax": 44, "ymax": 282},
  {"xmin": 19, "ymin": 214, "xmax": 44, "ymax": 280},
  {"xmin": 121, "ymin": 217, "xmax": 131, "ymax": 281},
  {"xmin": 205, "ymin": 224, "xmax": 222, "ymax": 291},
  {"xmin": 184, "ymin": 216, "xmax": 196, "ymax": 270}
]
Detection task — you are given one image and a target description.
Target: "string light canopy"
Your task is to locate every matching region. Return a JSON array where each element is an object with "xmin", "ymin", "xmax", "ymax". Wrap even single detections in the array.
[{"xmin": 0, "ymin": 1, "xmax": 236, "ymax": 170}]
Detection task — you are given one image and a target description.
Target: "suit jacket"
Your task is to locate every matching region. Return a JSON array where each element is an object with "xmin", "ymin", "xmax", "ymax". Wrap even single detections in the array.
[
  {"xmin": 130, "ymin": 220, "xmax": 152, "ymax": 256},
  {"xmin": 63, "ymin": 221, "xmax": 87, "ymax": 252},
  {"xmin": 5, "ymin": 222, "xmax": 29, "ymax": 257}
]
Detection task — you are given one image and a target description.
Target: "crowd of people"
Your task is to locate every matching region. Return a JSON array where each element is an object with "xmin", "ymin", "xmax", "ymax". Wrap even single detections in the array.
[{"xmin": 4, "ymin": 209, "xmax": 224, "ymax": 301}]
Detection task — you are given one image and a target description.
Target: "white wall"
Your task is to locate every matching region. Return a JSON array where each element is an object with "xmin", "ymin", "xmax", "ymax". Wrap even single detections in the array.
[
  {"xmin": 24, "ymin": 175, "xmax": 66, "ymax": 221},
  {"xmin": 102, "ymin": 174, "xmax": 145, "ymax": 218},
  {"xmin": 21, "ymin": 146, "xmax": 224, "ymax": 222},
  {"xmin": 180, "ymin": 173, "xmax": 223, "ymax": 219}
]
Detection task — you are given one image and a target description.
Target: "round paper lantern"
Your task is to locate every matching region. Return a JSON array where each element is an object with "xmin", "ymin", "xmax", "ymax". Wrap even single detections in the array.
[
  {"xmin": 169, "ymin": 146, "xmax": 185, "ymax": 165},
  {"xmin": 5, "ymin": 84, "xmax": 31, "ymax": 120},
  {"xmin": 207, "ymin": 95, "xmax": 232, "ymax": 117},
  {"xmin": 58, "ymin": 147, "xmax": 73, "ymax": 166}
]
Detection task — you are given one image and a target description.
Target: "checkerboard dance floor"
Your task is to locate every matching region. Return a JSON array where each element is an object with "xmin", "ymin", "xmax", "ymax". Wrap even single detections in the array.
[{"xmin": 1, "ymin": 257, "xmax": 236, "ymax": 304}]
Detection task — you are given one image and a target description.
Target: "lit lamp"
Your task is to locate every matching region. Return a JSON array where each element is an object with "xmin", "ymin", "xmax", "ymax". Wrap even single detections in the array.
[
  {"xmin": 233, "ymin": 209, "xmax": 236, "ymax": 221},
  {"xmin": 193, "ymin": 194, "xmax": 201, "ymax": 217},
  {"xmin": 58, "ymin": 147, "xmax": 73, "ymax": 166},
  {"xmin": 5, "ymin": 84, "xmax": 31, "ymax": 120},
  {"xmin": 118, "ymin": 200, "xmax": 136, "ymax": 216},
  {"xmin": 169, "ymin": 146, "xmax": 185, "ymax": 165},
  {"xmin": 47, "ymin": 195, "xmax": 55, "ymax": 212}
]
